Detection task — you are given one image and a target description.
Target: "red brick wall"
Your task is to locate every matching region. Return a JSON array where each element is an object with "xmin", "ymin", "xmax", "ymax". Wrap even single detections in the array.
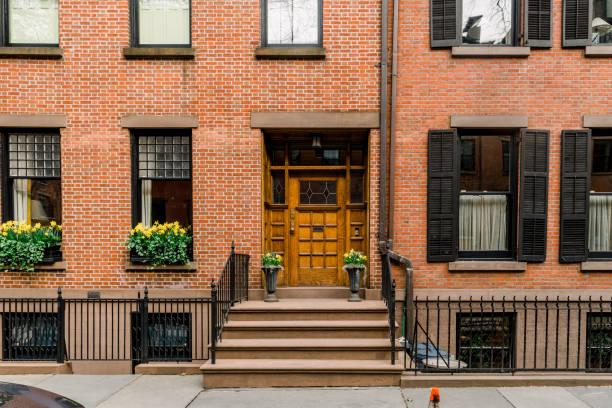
[
  {"xmin": 0, "ymin": 0, "xmax": 381, "ymax": 290},
  {"xmin": 393, "ymin": 0, "xmax": 612, "ymax": 289}
]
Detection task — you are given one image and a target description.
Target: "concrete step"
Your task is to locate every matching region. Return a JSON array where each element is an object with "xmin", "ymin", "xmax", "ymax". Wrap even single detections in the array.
[
  {"xmin": 201, "ymin": 359, "xmax": 403, "ymax": 388},
  {"xmin": 135, "ymin": 362, "xmax": 203, "ymax": 375},
  {"xmin": 222, "ymin": 320, "xmax": 391, "ymax": 339},
  {"xmin": 229, "ymin": 299, "xmax": 388, "ymax": 321},
  {"xmin": 215, "ymin": 338, "xmax": 399, "ymax": 360},
  {"xmin": 0, "ymin": 362, "xmax": 72, "ymax": 374}
]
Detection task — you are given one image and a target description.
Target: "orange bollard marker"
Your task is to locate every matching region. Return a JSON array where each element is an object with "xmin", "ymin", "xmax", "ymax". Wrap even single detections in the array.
[{"xmin": 428, "ymin": 387, "xmax": 440, "ymax": 408}]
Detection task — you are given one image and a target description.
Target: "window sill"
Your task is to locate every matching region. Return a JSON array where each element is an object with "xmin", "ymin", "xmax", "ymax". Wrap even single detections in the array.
[
  {"xmin": 123, "ymin": 47, "xmax": 196, "ymax": 60},
  {"xmin": 585, "ymin": 46, "xmax": 612, "ymax": 57},
  {"xmin": 126, "ymin": 261, "xmax": 198, "ymax": 272},
  {"xmin": 581, "ymin": 261, "xmax": 612, "ymax": 271},
  {"xmin": 451, "ymin": 46, "xmax": 530, "ymax": 58},
  {"xmin": 255, "ymin": 47, "xmax": 326, "ymax": 59},
  {"xmin": 0, "ymin": 47, "xmax": 63, "ymax": 59},
  {"xmin": 449, "ymin": 261, "xmax": 526, "ymax": 272},
  {"xmin": 0, "ymin": 262, "xmax": 66, "ymax": 272}
]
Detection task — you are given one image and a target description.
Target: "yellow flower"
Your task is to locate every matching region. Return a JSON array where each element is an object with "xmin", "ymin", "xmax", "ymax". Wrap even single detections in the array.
[
  {"xmin": 2, "ymin": 232, "xmax": 6, "ymax": 237},
  {"xmin": 50, "ymin": 221, "xmax": 56, "ymax": 227}
]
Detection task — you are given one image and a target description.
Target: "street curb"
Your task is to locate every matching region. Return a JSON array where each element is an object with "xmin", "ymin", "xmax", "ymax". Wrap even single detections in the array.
[{"xmin": 400, "ymin": 374, "xmax": 612, "ymax": 388}]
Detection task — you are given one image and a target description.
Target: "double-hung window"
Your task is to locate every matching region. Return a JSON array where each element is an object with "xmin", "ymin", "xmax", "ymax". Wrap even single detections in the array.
[
  {"xmin": 130, "ymin": 0, "xmax": 191, "ymax": 47},
  {"xmin": 1, "ymin": 131, "xmax": 61, "ymax": 227},
  {"xmin": 427, "ymin": 129, "xmax": 549, "ymax": 263},
  {"xmin": 262, "ymin": 0, "xmax": 323, "ymax": 47},
  {"xmin": 589, "ymin": 136, "xmax": 612, "ymax": 257},
  {"xmin": 0, "ymin": 0, "xmax": 59, "ymax": 46},
  {"xmin": 430, "ymin": 0, "xmax": 552, "ymax": 48},
  {"xmin": 563, "ymin": 0, "xmax": 612, "ymax": 47},
  {"xmin": 131, "ymin": 131, "xmax": 192, "ymax": 229},
  {"xmin": 459, "ymin": 134, "xmax": 514, "ymax": 259}
]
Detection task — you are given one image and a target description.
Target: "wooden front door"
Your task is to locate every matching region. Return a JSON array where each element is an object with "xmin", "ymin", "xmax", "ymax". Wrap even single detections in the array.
[{"xmin": 288, "ymin": 175, "xmax": 346, "ymax": 286}]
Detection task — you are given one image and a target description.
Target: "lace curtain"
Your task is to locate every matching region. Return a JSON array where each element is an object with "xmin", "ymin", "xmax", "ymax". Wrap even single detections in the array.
[
  {"xmin": 589, "ymin": 195, "xmax": 612, "ymax": 252},
  {"xmin": 459, "ymin": 194, "xmax": 507, "ymax": 251},
  {"xmin": 267, "ymin": 0, "xmax": 318, "ymax": 44},
  {"xmin": 9, "ymin": 0, "xmax": 59, "ymax": 44}
]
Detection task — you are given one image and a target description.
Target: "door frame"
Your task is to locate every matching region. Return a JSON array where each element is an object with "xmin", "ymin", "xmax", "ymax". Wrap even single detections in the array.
[{"xmin": 262, "ymin": 131, "xmax": 370, "ymax": 287}]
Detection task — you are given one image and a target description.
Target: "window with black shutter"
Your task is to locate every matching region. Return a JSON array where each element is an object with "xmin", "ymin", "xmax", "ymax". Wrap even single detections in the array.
[
  {"xmin": 430, "ymin": 0, "xmax": 553, "ymax": 48},
  {"xmin": 562, "ymin": 0, "xmax": 612, "ymax": 47},
  {"xmin": 518, "ymin": 130, "xmax": 549, "ymax": 262},
  {"xmin": 560, "ymin": 130, "xmax": 591, "ymax": 262},
  {"xmin": 428, "ymin": 128, "xmax": 549, "ymax": 263}
]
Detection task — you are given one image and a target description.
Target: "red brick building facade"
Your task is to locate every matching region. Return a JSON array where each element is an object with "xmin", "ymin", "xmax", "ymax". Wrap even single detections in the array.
[{"xmin": 0, "ymin": 0, "xmax": 382, "ymax": 293}]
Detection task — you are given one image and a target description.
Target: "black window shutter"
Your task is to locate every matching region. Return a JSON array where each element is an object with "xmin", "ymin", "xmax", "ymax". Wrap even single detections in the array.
[
  {"xmin": 563, "ymin": 0, "xmax": 591, "ymax": 47},
  {"xmin": 560, "ymin": 130, "xmax": 591, "ymax": 263},
  {"xmin": 518, "ymin": 130, "xmax": 549, "ymax": 262},
  {"xmin": 525, "ymin": 0, "xmax": 553, "ymax": 47},
  {"xmin": 427, "ymin": 130, "xmax": 459, "ymax": 262},
  {"xmin": 431, "ymin": 0, "xmax": 461, "ymax": 47}
]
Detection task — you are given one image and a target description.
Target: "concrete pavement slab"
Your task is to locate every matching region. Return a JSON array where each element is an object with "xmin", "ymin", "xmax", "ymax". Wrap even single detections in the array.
[
  {"xmin": 34, "ymin": 375, "xmax": 139, "ymax": 408},
  {"xmin": 566, "ymin": 387, "xmax": 612, "ymax": 408},
  {"xmin": 98, "ymin": 375, "xmax": 202, "ymax": 408},
  {"xmin": 189, "ymin": 387, "xmax": 406, "ymax": 408},
  {"xmin": 403, "ymin": 388, "xmax": 513, "ymax": 408},
  {"xmin": 0, "ymin": 374, "xmax": 52, "ymax": 386},
  {"xmin": 499, "ymin": 387, "xmax": 591, "ymax": 408}
]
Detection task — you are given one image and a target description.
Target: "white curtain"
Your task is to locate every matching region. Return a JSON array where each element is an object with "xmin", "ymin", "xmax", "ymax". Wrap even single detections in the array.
[
  {"xmin": 141, "ymin": 180, "xmax": 153, "ymax": 227},
  {"xmin": 267, "ymin": 0, "xmax": 318, "ymax": 44},
  {"xmin": 139, "ymin": 0, "xmax": 190, "ymax": 45},
  {"xmin": 9, "ymin": 0, "xmax": 59, "ymax": 44},
  {"xmin": 459, "ymin": 194, "xmax": 507, "ymax": 251},
  {"xmin": 13, "ymin": 179, "xmax": 29, "ymax": 223},
  {"xmin": 589, "ymin": 195, "xmax": 612, "ymax": 252}
]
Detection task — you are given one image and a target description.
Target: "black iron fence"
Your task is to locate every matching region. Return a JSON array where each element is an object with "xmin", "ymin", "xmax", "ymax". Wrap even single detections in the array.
[
  {"xmin": 404, "ymin": 296, "xmax": 612, "ymax": 373},
  {"xmin": 0, "ymin": 243, "xmax": 250, "ymax": 369}
]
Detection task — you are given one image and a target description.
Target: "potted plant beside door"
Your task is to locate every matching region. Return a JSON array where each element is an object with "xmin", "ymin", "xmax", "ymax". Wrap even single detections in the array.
[
  {"xmin": 262, "ymin": 252, "xmax": 283, "ymax": 302},
  {"xmin": 343, "ymin": 249, "xmax": 367, "ymax": 302}
]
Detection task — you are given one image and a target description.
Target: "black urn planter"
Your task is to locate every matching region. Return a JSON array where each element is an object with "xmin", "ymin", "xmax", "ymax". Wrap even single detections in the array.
[
  {"xmin": 343, "ymin": 265, "xmax": 365, "ymax": 302},
  {"xmin": 262, "ymin": 266, "xmax": 282, "ymax": 302}
]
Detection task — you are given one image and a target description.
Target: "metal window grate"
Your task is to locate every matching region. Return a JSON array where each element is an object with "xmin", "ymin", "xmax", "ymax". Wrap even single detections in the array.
[
  {"xmin": 3, "ymin": 312, "xmax": 58, "ymax": 361},
  {"xmin": 8, "ymin": 133, "xmax": 61, "ymax": 178},
  {"xmin": 138, "ymin": 135, "xmax": 190, "ymax": 180}
]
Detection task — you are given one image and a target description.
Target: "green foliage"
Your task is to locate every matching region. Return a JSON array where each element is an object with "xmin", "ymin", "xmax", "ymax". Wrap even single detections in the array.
[
  {"xmin": 262, "ymin": 252, "xmax": 282, "ymax": 267},
  {"xmin": 126, "ymin": 222, "xmax": 192, "ymax": 267},
  {"xmin": 343, "ymin": 249, "xmax": 367, "ymax": 266},
  {"xmin": 0, "ymin": 221, "xmax": 62, "ymax": 272}
]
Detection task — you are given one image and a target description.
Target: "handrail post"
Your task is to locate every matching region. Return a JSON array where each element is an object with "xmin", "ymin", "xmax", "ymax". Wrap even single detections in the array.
[
  {"xmin": 141, "ymin": 287, "xmax": 149, "ymax": 364},
  {"xmin": 56, "ymin": 287, "xmax": 65, "ymax": 364},
  {"xmin": 211, "ymin": 280, "xmax": 217, "ymax": 364},
  {"xmin": 229, "ymin": 242, "xmax": 236, "ymax": 304},
  {"xmin": 391, "ymin": 280, "xmax": 396, "ymax": 365}
]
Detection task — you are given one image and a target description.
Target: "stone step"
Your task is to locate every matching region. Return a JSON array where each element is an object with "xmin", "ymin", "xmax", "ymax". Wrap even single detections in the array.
[
  {"xmin": 0, "ymin": 362, "xmax": 72, "ymax": 375},
  {"xmin": 214, "ymin": 338, "xmax": 399, "ymax": 360},
  {"xmin": 229, "ymin": 299, "xmax": 388, "ymax": 321},
  {"xmin": 222, "ymin": 320, "xmax": 391, "ymax": 339},
  {"xmin": 201, "ymin": 359, "xmax": 403, "ymax": 388}
]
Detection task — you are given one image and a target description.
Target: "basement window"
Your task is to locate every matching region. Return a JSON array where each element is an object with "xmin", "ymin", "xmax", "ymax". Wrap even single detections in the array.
[
  {"xmin": 587, "ymin": 313, "xmax": 612, "ymax": 370},
  {"xmin": 457, "ymin": 313, "xmax": 515, "ymax": 370},
  {"xmin": 2, "ymin": 312, "xmax": 58, "ymax": 361},
  {"xmin": 131, "ymin": 312, "xmax": 192, "ymax": 362}
]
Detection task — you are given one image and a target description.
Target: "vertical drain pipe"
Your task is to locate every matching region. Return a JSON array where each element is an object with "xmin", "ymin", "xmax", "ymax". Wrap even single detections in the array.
[
  {"xmin": 379, "ymin": 0, "xmax": 389, "ymax": 253},
  {"xmin": 388, "ymin": 0, "xmax": 399, "ymax": 249}
]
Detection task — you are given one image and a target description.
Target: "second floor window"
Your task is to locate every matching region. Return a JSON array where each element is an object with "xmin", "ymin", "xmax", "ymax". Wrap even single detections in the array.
[
  {"xmin": 131, "ymin": 0, "xmax": 190, "ymax": 47},
  {"xmin": 462, "ymin": 0, "xmax": 514, "ymax": 45},
  {"xmin": 263, "ymin": 0, "xmax": 322, "ymax": 47},
  {"xmin": 3, "ymin": 0, "xmax": 59, "ymax": 46}
]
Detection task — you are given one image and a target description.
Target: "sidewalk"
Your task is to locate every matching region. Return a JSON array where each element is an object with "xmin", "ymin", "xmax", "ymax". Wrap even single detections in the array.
[{"xmin": 0, "ymin": 374, "xmax": 611, "ymax": 408}]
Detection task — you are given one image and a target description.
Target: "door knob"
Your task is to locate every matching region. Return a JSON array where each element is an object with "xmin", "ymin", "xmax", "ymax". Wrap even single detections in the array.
[{"xmin": 290, "ymin": 221, "xmax": 295, "ymax": 234}]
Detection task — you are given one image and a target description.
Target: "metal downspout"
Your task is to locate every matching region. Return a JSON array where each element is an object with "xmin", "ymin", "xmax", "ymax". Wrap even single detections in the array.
[
  {"xmin": 388, "ymin": 0, "xmax": 399, "ymax": 249},
  {"xmin": 379, "ymin": 0, "xmax": 389, "ymax": 254}
]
